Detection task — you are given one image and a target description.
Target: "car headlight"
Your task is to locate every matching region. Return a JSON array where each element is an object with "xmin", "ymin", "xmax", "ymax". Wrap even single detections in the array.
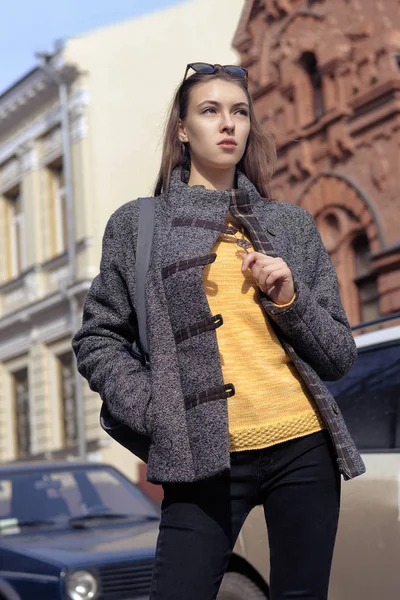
[{"xmin": 66, "ymin": 570, "xmax": 98, "ymax": 600}]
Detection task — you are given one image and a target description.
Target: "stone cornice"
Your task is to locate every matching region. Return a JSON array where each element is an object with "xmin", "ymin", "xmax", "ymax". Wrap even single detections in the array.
[
  {"xmin": 0, "ymin": 88, "xmax": 89, "ymax": 172},
  {"xmin": 0, "ymin": 68, "xmax": 47, "ymax": 118},
  {"xmin": 0, "ymin": 54, "xmax": 79, "ymax": 131}
]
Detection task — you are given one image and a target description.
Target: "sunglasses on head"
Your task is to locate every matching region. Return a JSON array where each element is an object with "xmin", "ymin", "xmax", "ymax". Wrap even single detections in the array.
[{"xmin": 184, "ymin": 63, "xmax": 248, "ymax": 87}]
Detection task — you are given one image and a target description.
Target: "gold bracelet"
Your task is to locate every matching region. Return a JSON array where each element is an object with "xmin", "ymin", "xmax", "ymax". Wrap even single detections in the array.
[{"xmin": 272, "ymin": 292, "xmax": 296, "ymax": 308}]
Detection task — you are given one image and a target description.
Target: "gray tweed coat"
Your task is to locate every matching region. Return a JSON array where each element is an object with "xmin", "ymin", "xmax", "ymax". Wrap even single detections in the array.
[{"xmin": 72, "ymin": 166, "xmax": 366, "ymax": 484}]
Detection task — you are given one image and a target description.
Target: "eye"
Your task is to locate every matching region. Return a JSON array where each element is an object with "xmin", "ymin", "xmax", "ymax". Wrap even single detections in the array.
[
  {"xmin": 202, "ymin": 107, "xmax": 217, "ymax": 114},
  {"xmin": 236, "ymin": 109, "xmax": 249, "ymax": 117}
]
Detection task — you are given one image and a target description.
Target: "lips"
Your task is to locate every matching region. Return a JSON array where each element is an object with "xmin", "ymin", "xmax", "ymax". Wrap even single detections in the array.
[{"xmin": 218, "ymin": 139, "xmax": 237, "ymax": 147}]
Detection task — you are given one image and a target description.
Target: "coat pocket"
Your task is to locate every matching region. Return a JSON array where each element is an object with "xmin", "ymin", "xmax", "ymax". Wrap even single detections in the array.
[{"xmin": 100, "ymin": 402, "xmax": 151, "ymax": 463}]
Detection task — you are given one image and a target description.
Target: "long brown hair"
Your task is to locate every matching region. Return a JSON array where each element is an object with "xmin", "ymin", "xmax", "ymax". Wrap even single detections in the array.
[{"xmin": 154, "ymin": 68, "xmax": 277, "ymax": 198}]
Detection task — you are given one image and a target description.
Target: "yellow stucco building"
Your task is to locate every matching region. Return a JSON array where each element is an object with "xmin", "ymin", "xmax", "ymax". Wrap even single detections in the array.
[{"xmin": 0, "ymin": 0, "xmax": 245, "ymax": 481}]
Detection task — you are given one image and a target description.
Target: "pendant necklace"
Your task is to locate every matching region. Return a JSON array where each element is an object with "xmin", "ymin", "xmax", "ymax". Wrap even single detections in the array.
[
  {"xmin": 234, "ymin": 230, "xmax": 252, "ymax": 253},
  {"xmin": 225, "ymin": 214, "xmax": 252, "ymax": 256}
]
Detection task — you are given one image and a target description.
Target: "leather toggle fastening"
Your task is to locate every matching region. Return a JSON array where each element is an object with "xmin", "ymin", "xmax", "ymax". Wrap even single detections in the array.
[
  {"xmin": 224, "ymin": 383, "xmax": 235, "ymax": 398},
  {"xmin": 162, "ymin": 254, "xmax": 217, "ymax": 279},
  {"xmin": 184, "ymin": 383, "xmax": 235, "ymax": 411},
  {"xmin": 174, "ymin": 314, "xmax": 224, "ymax": 344},
  {"xmin": 213, "ymin": 314, "xmax": 223, "ymax": 327}
]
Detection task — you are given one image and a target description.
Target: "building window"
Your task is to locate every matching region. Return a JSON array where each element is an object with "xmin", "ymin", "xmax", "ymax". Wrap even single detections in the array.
[
  {"xmin": 5, "ymin": 186, "xmax": 25, "ymax": 279},
  {"xmin": 56, "ymin": 352, "xmax": 78, "ymax": 447},
  {"xmin": 48, "ymin": 159, "xmax": 68, "ymax": 255},
  {"xmin": 299, "ymin": 52, "xmax": 324, "ymax": 122},
  {"xmin": 353, "ymin": 234, "xmax": 379, "ymax": 323},
  {"xmin": 12, "ymin": 368, "xmax": 30, "ymax": 458},
  {"xmin": 322, "ymin": 212, "xmax": 341, "ymax": 253}
]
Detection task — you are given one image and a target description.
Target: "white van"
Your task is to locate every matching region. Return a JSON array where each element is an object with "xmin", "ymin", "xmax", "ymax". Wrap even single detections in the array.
[{"xmin": 219, "ymin": 313, "xmax": 400, "ymax": 600}]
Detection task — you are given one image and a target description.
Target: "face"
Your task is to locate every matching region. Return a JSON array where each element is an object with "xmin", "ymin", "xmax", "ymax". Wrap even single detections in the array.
[{"xmin": 179, "ymin": 79, "xmax": 251, "ymax": 171}]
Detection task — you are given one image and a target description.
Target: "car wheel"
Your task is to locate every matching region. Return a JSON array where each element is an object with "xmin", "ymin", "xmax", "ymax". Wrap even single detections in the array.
[{"xmin": 218, "ymin": 572, "xmax": 267, "ymax": 599}]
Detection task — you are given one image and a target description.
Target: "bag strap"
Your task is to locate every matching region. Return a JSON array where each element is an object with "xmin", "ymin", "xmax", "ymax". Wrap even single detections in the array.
[{"xmin": 135, "ymin": 197, "xmax": 155, "ymax": 367}]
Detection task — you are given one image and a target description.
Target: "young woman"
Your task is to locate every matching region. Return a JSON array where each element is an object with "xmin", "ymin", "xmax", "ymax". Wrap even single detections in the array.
[{"xmin": 73, "ymin": 63, "xmax": 365, "ymax": 600}]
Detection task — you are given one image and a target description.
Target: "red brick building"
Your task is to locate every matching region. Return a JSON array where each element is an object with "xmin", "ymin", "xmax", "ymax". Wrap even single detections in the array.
[{"xmin": 233, "ymin": 0, "xmax": 400, "ymax": 325}]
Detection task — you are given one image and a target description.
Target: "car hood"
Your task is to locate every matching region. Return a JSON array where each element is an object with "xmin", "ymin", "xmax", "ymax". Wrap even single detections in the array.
[{"xmin": 1, "ymin": 519, "xmax": 159, "ymax": 568}]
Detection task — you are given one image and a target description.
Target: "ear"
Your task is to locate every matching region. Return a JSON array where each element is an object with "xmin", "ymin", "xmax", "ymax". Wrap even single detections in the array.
[{"xmin": 178, "ymin": 119, "xmax": 188, "ymax": 143}]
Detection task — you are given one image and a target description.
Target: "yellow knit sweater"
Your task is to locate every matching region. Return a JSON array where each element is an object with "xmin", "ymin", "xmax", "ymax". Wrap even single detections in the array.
[{"xmin": 202, "ymin": 219, "xmax": 324, "ymax": 452}]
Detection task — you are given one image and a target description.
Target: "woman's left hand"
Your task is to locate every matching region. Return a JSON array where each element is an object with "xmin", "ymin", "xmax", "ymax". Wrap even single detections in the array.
[{"xmin": 241, "ymin": 252, "xmax": 295, "ymax": 306}]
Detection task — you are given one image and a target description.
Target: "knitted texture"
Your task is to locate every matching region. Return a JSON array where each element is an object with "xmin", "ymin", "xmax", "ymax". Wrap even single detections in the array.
[
  {"xmin": 204, "ymin": 223, "xmax": 324, "ymax": 452},
  {"xmin": 230, "ymin": 417, "xmax": 325, "ymax": 451}
]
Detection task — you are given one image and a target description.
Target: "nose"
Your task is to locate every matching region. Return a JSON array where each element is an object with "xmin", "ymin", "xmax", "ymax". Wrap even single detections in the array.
[{"xmin": 220, "ymin": 111, "xmax": 235, "ymax": 134}]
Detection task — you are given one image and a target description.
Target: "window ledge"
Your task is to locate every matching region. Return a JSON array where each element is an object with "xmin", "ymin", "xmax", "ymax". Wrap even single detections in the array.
[
  {"xmin": 0, "ymin": 238, "xmax": 91, "ymax": 294},
  {"xmin": 11, "ymin": 438, "xmax": 104, "ymax": 463},
  {"xmin": 298, "ymin": 107, "xmax": 350, "ymax": 137},
  {"xmin": 0, "ymin": 265, "xmax": 38, "ymax": 294},
  {"xmin": 41, "ymin": 238, "xmax": 90, "ymax": 272},
  {"xmin": 278, "ymin": 107, "xmax": 351, "ymax": 148},
  {"xmin": 41, "ymin": 250, "xmax": 69, "ymax": 272},
  {"xmin": 348, "ymin": 77, "xmax": 400, "ymax": 112}
]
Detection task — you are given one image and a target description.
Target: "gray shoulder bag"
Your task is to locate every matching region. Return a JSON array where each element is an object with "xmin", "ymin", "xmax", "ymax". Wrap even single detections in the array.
[{"xmin": 100, "ymin": 197, "xmax": 155, "ymax": 462}]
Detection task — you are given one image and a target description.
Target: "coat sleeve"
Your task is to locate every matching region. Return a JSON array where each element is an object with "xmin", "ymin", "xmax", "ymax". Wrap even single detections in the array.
[
  {"xmin": 261, "ymin": 209, "xmax": 357, "ymax": 381},
  {"xmin": 72, "ymin": 210, "xmax": 151, "ymax": 435}
]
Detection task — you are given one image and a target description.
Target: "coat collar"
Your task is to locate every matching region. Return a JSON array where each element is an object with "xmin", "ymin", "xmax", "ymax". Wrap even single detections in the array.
[
  {"xmin": 161, "ymin": 166, "xmax": 279, "ymax": 259},
  {"xmin": 164, "ymin": 165, "xmax": 265, "ymax": 219}
]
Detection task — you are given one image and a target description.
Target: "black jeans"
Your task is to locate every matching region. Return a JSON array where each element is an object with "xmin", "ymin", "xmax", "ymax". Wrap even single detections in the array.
[{"xmin": 150, "ymin": 429, "xmax": 341, "ymax": 600}]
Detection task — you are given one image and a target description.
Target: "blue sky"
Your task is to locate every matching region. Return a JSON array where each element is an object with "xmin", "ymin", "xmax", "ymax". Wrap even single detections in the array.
[{"xmin": 0, "ymin": 0, "xmax": 184, "ymax": 94}]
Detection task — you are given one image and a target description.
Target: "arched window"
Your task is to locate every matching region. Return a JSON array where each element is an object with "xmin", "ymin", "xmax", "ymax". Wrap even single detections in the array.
[
  {"xmin": 299, "ymin": 52, "xmax": 324, "ymax": 122},
  {"xmin": 353, "ymin": 234, "xmax": 379, "ymax": 323}
]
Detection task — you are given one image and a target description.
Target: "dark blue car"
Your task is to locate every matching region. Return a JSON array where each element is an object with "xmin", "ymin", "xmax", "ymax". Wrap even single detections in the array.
[{"xmin": 0, "ymin": 462, "xmax": 160, "ymax": 600}]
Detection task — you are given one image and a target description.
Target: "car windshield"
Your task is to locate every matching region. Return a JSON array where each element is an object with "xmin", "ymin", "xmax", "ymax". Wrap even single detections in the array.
[{"xmin": 0, "ymin": 466, "xmax": 159, "ymax": 535}]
